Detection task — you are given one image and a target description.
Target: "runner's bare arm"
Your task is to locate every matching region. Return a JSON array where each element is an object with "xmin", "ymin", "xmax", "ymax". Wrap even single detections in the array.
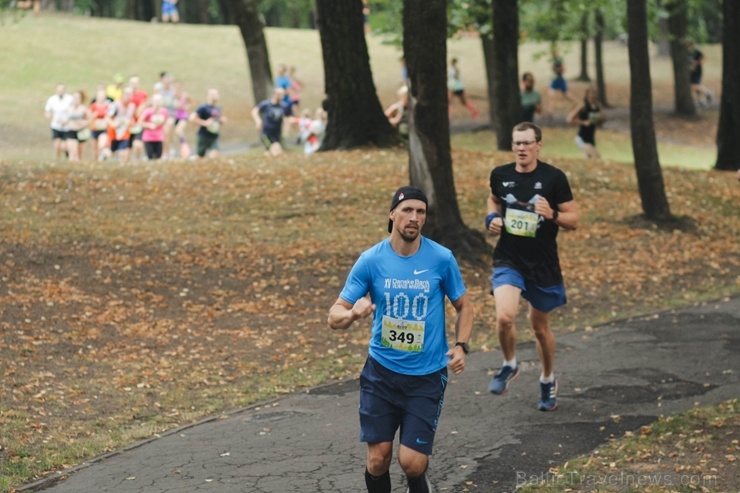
[
  {"xmin": 552, "ymin": 199, "xmax": 579, "ymax": 231},
  {"xmin": 328, "ymin": 297, "xmax": 375, "ymax": 331},
  {"xmin": 566, "ymin": 102, "xmax": 585, "ymax": 125},
  {"xmin": 447, "ymin": 293, "xmax": 473, "ymax": 374}
]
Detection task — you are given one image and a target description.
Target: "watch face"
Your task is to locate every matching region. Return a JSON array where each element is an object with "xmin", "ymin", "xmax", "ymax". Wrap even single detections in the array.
[{"xmin": 456, "ymin": 342, "xmax": 469, "ymax": 354}]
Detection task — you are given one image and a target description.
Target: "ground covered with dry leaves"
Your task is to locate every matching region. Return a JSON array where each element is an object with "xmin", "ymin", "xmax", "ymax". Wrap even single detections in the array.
[
  {"xmin": 0, "ymin": 131, "xmax": 738, "ymax": 490},
  {"xmin": 518, "ymin": 399, "xmax": 738, "ymax": 493}
]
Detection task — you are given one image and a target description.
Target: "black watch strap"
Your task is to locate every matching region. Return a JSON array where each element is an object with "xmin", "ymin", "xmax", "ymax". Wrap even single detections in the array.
[{"xmin": 455, "ymin": 341, "xmax": 470, "ymax": 354}]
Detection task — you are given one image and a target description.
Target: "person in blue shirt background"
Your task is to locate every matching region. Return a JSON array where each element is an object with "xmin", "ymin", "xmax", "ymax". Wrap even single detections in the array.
[{"xmin": 328, "ymin": 185, "xmax": 473, "ymax": 493}]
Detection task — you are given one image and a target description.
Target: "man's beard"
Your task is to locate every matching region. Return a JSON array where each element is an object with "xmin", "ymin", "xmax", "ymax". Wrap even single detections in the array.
[{"xmin": 399, "ymin": 228, "xmax": 420, "ymax": 243}]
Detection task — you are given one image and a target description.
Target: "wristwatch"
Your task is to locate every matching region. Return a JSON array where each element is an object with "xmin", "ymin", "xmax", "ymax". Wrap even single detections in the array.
[
  {"xmin": 551, "ymin": 209, "xmax": 559, "ymax": 222},
  {"xmin": 455, "ymin": 342, "xmax": 470, "ymax": 354}
]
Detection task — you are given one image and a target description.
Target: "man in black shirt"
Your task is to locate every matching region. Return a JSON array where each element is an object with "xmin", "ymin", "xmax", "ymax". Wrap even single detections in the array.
[
  {"xmin": 687, "ymin": 41, "xmax": 713, "ymax": 109},
  {"xmin": 485, "ymin": 122, "xmax": 580, "ymax": 411}
]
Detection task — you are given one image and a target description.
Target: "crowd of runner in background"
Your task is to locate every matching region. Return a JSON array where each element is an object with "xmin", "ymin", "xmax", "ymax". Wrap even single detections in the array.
[
  {"xmin": 44, "ymin": 73, "xmax": 216, "ymax": 162},
  {"xmin": 44, "ymin": 67, "xmax": 326, "ymax": 162}
]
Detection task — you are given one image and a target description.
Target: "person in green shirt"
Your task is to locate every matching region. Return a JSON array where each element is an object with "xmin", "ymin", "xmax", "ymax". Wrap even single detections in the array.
[{"xmin": 520, "ymin": 72, "xmax": 542, "ymax": 122}]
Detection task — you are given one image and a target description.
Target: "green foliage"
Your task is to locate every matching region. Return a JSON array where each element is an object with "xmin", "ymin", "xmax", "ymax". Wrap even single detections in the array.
[
  {"xmin": 652, "ymin": 0, "xmax": 721, "ymax": 44},
  {"xmin": 520, "ymin": 0, "xmax": 627, "ymax": 44},
  {"xmin": 365, "ymin": 0, "xmax": 403, "ymax": 46},
  {"xmin": 686, "ymin": 0, "xmax": 722, "ymax": 43},
  {"xmin": 448, "ymin": 0, "xmax": 491, "ymax": 37},
  {"xmin": 257, "ymin": 0, "xmax": 315, "ymax": 28}
]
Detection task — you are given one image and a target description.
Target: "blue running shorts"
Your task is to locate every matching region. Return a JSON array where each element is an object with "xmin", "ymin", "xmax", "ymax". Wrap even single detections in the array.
[
  {"xmin": 359, "ymin": 356, "xmax": 447, "ymax": 456},
  {"xmin": 549, "ymin": 76, "xmax": 568, "ymax": 93},
  {"xmin": 162, "ymin": 0, "xmax": 178, "ymax": 16},
  {"xmin": 492, "ymin": 266, "xmax": 566, "ymax": 313}
]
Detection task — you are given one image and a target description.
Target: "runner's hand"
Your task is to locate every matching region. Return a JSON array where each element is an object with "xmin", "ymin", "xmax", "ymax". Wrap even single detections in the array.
[
  {"xmin": 487, "ymin": 216, "xmax": 503, "ymax": 235},
  {"xmin": 447, "ymin": 347, "xmax": 465, "ymax": 374},
  {"xmin": 352, "ymin": 297, "xmax": 375, "ymax": 321},
  {"xmin": 534, "ymin": 197, "xmax": 555, "ymax": 220}
]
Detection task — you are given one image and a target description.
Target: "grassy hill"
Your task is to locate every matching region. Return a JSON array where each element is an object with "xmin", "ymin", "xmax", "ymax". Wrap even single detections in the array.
[{"xmin": 0, "ymin": 11, "xmax": 722, "ymax": 167}]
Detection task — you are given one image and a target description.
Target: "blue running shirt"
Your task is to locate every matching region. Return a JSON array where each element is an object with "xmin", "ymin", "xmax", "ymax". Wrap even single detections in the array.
[{"xmin": 339, "ymin": 237, "xmax": 467, "ymax": 376}]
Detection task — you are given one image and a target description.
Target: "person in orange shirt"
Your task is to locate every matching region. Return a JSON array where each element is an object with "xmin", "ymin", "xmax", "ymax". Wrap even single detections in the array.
[
  {"xmin": 107, "ymin": 87, "xmax": 136, "ymax": 162},
  {"xmin": 88, "ymin": 85, "xmax": 112, "ymax": 161}
]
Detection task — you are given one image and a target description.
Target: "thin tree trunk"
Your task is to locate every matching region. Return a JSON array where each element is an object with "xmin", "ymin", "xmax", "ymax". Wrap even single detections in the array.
[
  {"xmin": 217, "ymin": 0, "xmax": 233, "ymax": 24},
  {"xmin": 656, "ymin": 15, "xmax": 671, "ymax": 57},
  {"xmin": 594, "ymin": 8, "xmax": 609, "ymax": 107},
  {"xmin": 666, "ymin": 0, "xmax": 696, "ymax": 116},
  {"xmin": 491, "ymin": 0, "xmax": 520, "ymax": 150},
  {"xmin": 627, "ymin": 0, "xmax": 672, "ymax": 221},
  {"xmin": 715, "ymin": 0, "xmax": 740, "ymax": 171},
  {"xmin": 148, "ymin": 0, "xmax": 157, "ymax": 21},
  {"xmin": 576, "ymin": 11, "xmax": 591, "ymax": 82},
  {"xmin": 125, "ymin": 0, "xmax": 136, "ymax": 19},
  {"xmin": 480, "ymin": 33, "xmax": 497, "ymax": 133},
  {"xmin": 197, "ymin": 0, "xmax": 210, "ymax": 24},
  {"xmin": 223, "ymin": 0, "xmax": 273, "ymax": 105}
]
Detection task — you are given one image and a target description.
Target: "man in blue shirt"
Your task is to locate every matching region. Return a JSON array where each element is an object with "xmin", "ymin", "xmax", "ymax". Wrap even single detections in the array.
[
  {"xmin": 189, "ymin": 88, "xmax": 226, "ymax": 159},
  {"xmin": 251, "ymin": 87, "xmax": 291, "ymax": 156},
  {"xmin": 328, "ymin": 186, "xmax": 473, "ymax": 493}
]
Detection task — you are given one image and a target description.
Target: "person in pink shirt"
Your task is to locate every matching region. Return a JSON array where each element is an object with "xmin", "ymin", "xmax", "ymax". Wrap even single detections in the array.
[
  {"xmin": 172, "ymin": 80, "xmax": 194, "ymax": 159},
  {"xmin": 139, "ymin": 93, "xmax": 169, "ymax": 160},
  {"xmin": 128, "ymin": 75, "xmax": 149, "ymax": 161}
]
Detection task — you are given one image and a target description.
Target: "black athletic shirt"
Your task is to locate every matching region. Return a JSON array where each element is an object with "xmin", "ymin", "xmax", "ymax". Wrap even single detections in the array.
[
  {"xmin": 489, "ymin": 160, "xmax": 574, "ymax": 287},
  {"xmin": 577, "ymin": 100, "xmax": 600, "ymax": 145}
]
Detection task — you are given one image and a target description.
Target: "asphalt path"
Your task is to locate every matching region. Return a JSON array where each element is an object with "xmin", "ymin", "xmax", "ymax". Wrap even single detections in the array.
[{"xmin": 21, "ymin": 296, "xmax": 739, "ymax": 493}]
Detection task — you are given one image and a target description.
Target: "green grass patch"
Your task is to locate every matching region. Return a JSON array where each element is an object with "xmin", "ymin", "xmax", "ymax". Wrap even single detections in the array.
[{"xmin": 452, "ymin": 127, "xmax": 716, "ymax": 170}]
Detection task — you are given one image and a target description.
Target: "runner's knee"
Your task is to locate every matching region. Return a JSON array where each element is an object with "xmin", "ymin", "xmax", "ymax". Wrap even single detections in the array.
[
  {"xmin": 366, "ymin": 444, "xmax": 392, "ymax": 475},
  {"xmin": 497, "ymin": 311, "xmax": 517, "ymax": 330},
  {"xmin": 397, "ymin": 447, "xmax": 428, "ymax": 478}
]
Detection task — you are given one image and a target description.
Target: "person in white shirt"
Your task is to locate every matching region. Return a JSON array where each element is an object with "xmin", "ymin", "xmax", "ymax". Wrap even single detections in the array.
[{"xmin": 44, "ymin": 84, "xmax": 73, "ymax": 160}]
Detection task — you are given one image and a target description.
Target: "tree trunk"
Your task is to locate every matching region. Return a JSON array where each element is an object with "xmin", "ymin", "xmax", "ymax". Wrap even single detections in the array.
[
  {"xmin": 715, "ymin": 0, "xmax": 740, "ymax": 171},
  {"xmin": 491, "ymin": 0, "xmax": 520, "ymax": 150},
  {"xmin": 139, "ymin": 0, "xmax": 156, "ymax": 21},
  {"xmin": 627, "ymin": 0, "xmax": 672, "ymax": 221},
  {"xmin": 480, "ymin": 33, "xmax": 497, "ymax": 133},
  {"xmin": 264, "ymin": 6, "xmax": 280, "ymax": 27},
  {"xmin": 594, "ymin": 8, "xmax": 609, "ymax": 107},
  {"xmin": 217, "ymin": 0, "xmax": 233, "ymax": 24},
  {"xmin": 656, "ymin": 15, "xmax": 671, "ymax": 57},
  {"xmin": 576, "ymin": 11, "xmax": 591, "ymax": 82},
  {"xmin": 197, "ymin": 0, "xmax": 210, "ymax": 24},
  {"xmin": 316, "ymin": 0, "xmax": 397, "ymax": 150},
  {"xmin": 125, "ymin": 0, "xmax": 136, "ymax": 19},
  {"xmin": 403, "ymin": 0, "xmax": 489, "ymax": 262},
  {"xmin": 222, "ymin": 0, "xmax": 273, "ymax": 105},
  {"xmin": 666, "ymin": 0, "xmax": 696, "ymax": 116}
]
